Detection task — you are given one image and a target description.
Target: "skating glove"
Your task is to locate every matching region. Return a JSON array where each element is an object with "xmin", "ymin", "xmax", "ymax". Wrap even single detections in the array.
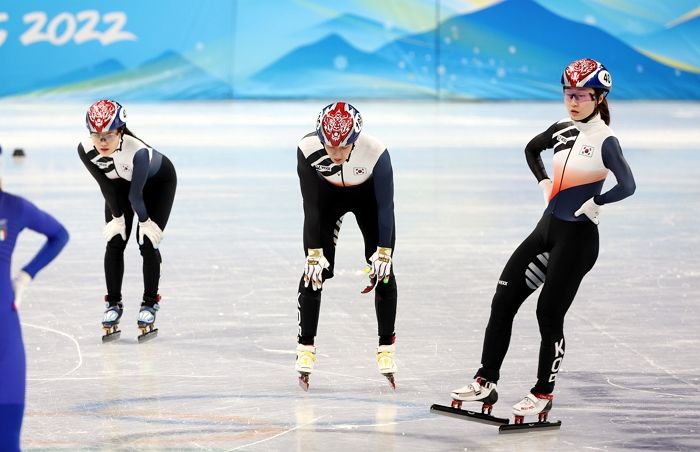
[
  {"xmin": 138, "ymin": 218, "xmax": 163, "ymax": 249},
  {"xmin": 304, "ymin": 248, "xmax": 330, "ymax": 291},
  {"xmin": 12, "ymin": 270, "xmax": 32, "ymax": 311},
  {"xmin": 103, "ymin": 214, "xmax": 126, "ymax": 241},
  {"xmin": 574, "ymin": 197, "xmax": 601, "ymax": 225},
  {"xmin": 369, "ymin": 247, "xmax": 392, "ymax": 282},
  {"xmin": 539, "ymin": 178, "xmax": 553, "ymax": 206}
]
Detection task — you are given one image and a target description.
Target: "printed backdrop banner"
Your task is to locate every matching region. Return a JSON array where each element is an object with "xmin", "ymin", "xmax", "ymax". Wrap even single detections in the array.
[
  {"xmin": 0, "ymin": 1, "xmax": 235, "ymax": 100},
  {"xmin": 1, "ymin": 0, "xmax": 699, "ymax": 100}
]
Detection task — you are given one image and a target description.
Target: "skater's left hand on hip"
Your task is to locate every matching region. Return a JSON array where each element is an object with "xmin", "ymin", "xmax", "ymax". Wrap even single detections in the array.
[
  {"xmin": 138, "ymin": 218, "xmax": 163, "ymax": 248},
  {"xmin": 12, "ymin": 270, "xmax": 32, "ymax": 311},
  {"xmin": 304, "ymin": 248, "xmax": 330, "ymax": 291},
  {"xmin": 575, "ymin": 197, "xmax": 601, "ymax": 225},
  {"xmin": 539, "ymin": 178, "xmax": 553, "ymax": 206},
  {"xmin": 369, "ymin": 247, "xmax": 392, "ymax": 283}
]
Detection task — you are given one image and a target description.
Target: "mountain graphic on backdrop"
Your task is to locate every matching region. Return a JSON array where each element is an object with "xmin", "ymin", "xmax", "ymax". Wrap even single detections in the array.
[
  {"xmin": 22, "ymin": 51, "xmax": 231, "ymax": 100},
  {"xmin": 247, "ymin": 33, "xmax": 436, "ymax": 98},
  {"xmin": 0, "ymin": 59, "xmax": 125, "ymax": 98},
  {"xmin": 248, "ymin": 0, "xmax": 700, "ymax": 99},
  {"xmin": 298, "ymin": 12, "xmax": 412, "ymax": 52}
]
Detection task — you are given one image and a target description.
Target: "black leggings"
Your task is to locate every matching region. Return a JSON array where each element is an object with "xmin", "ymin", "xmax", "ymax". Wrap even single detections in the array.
[
  {"xmin": 476, "ymin": 214, "xmax": 599, "ymax": 394},
  {"xmin": 297, "ymin": 184, "xmax": 397, "ymax": 346},
  {"xmin": 104, "ymin": 158, "xmax": 177, "ymax": 303}
]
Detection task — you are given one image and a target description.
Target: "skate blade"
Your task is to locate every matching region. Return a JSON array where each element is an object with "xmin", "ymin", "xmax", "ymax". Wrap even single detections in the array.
[
  {"xmin": 101, "ymin": 329, "xmax": 121, "ymax": 343},
  {"xmin": 499, "ymin": 420, "xmax": 561, "ymax": 433},
  {"xmin": 430, "ymin": 404, "xmax": 510, "ymax": 426},
  {"xmin": 298, "ymin": 373, "xmax": 310, "ymax": 391},
  {"xmin": 137, "ymin": 327, "xmax": 158, "ymax": 343},
  {"xmin": 384, "ymin": 373, "xmax": 396, "ymax": 390}
]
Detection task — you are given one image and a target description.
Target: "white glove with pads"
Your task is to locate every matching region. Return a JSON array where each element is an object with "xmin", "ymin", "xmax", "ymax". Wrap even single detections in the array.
[
  {"xmin": 575, "ymin": 197, "xmax": 601, "ymax": 225},
  {"xmin": 304, "ymin": 248, "xmax": 330, "ymax": 291},
  {"xmin": 103, "ymin": 215, "xmax": 126, "ymax": 241},
  {"xmin": 138, "ymin": 218, "xmax": 163, "ymax": 248},
  {"xmin": 369, "ymin": 247, "xmax": 392, "ymax": 282}
]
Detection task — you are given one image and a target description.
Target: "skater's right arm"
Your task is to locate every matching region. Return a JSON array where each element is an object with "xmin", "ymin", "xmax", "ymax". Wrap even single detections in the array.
[
  {"xmin": 297, "ymin": 147, "xmax": 322, "ymax": 249},
  {"xmin": 524, "ymin": 122, "xmax": 560, "ymax": 182},
  {"xmin": 77, "ymin": 143, "xmax": 122, "ymax": 217}
]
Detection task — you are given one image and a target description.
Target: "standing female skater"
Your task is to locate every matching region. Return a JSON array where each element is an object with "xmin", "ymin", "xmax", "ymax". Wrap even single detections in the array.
[
  {"xmin": 0, "ymin": 172, "xmax": 69, "ymax": 450},
  {"xmin": 295, "ymin": 102, "xmax": 398, "ymax": 390},
  {"xmin": 78, "ymin": 99, "xmax": 177, "ymax": 342},
  {"xmin": 446, "ymin": 59, "xmax": 636, "ymax": 428}
]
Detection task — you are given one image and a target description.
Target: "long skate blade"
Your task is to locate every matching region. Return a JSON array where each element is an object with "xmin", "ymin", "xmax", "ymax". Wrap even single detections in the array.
[
  {"xmin": 431, "ymin": 404, "xmax": 509, "ymax": 426},
  {"xmin": 499, "ymin": 420, "xmax": 561, "ymax": 433},
  {"xmin": 298, "ymin": 374, "xmax": 310, "ymax": 391},
  {"xmin": 101, "ymin": 330, "xmax": 121, "ymax": 343},
  {"xmin": 384, "ymin": 373, "xmax": 396, "ymax": 390},
  {"xmin": 137, "ymin": 328, "xmax": 158, "ymax": 343}
]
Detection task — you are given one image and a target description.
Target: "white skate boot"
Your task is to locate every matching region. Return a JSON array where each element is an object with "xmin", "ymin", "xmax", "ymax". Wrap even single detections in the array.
[
  {"xmin": 377, "ymin": 344, "xmax": 397, "ymax": 389},
  {"xmin": 295, "ymin": 344, "xmax": 316, "ymax": 391},
  {"xmin": 512, "ymin": 392, "xmax": 553, "ymax": 423},
  {"xmin": 450, "ymin": 377, "xmax": 498, "ymax": 414},
  {"xmin": 137, "ymin": 301, "xmax": 160, "ymax": 343}
]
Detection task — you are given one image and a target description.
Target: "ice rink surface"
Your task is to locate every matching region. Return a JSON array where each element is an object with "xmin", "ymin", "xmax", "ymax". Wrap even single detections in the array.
[{"xmin": 1, "ymin": 100, "xmax": 699, "ymax": 451}]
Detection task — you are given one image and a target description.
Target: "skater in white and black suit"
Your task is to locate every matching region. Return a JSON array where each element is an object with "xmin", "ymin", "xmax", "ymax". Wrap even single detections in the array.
[
  {"xmin": 450, "ymin": 59, "xmax": 636, "ymax": 424},
  {"xmin": 78, "ymin": 99, "xmax": 177, "ymax": 342},
  {"xmin": 295, "ymin": 102, "xmax": 398, "ymax": 390}
]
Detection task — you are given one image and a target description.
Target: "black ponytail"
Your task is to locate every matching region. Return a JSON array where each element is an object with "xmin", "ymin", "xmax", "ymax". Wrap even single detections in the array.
[{"xmin": 595, "ymin": 90, "xmax": 611, "ymax": 125}]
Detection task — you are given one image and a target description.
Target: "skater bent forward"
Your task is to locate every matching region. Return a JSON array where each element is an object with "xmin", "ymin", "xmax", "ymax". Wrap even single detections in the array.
[
  {"xmin": 295, "ymin": 101, "xmax": 398, "ymax": 390},
  {"xmin": 78, "ymin": 99, "xmax": 177, "ymax": 342}
]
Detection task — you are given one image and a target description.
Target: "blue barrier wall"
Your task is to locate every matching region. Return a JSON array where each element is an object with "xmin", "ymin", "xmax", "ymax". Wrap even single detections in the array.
[{"xmin": 1, "ymin": 0, "xmax": 698, "ymax": 100}]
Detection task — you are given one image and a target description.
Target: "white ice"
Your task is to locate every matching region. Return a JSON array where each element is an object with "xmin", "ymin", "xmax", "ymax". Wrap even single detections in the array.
[{"xmin": 1, "ymin": 100, "xmax": 699, "ymax": 451}]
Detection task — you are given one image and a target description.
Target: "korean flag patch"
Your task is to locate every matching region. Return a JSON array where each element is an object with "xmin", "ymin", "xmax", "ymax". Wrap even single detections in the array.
[{"xmin": 579, "ymin": 145, "xmax": 594, "ymax": 157}]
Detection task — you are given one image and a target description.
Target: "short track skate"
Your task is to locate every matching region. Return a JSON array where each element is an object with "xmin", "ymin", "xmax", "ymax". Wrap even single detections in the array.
[
  {"xmin": 498, "ymin": 393, "xmax": 561, "ymax": 433},
  {"xmin": 101, "ymin": 301, "xmax": 123, "ymax": 343},
  {"xmin": 137, "ymin": 302, "xmax": 159, "ymax": 343}
]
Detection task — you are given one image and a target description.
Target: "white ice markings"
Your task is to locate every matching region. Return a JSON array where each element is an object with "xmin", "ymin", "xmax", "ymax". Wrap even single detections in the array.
[{"xmin": 23, "ymin": 321, "xmax": 84, "ymax": 381}]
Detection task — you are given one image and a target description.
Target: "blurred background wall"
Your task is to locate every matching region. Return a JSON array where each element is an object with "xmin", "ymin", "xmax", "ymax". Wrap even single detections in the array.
[{"xmin": 0, "ymin": 0, "xmax": 698, "ymax": 100}]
